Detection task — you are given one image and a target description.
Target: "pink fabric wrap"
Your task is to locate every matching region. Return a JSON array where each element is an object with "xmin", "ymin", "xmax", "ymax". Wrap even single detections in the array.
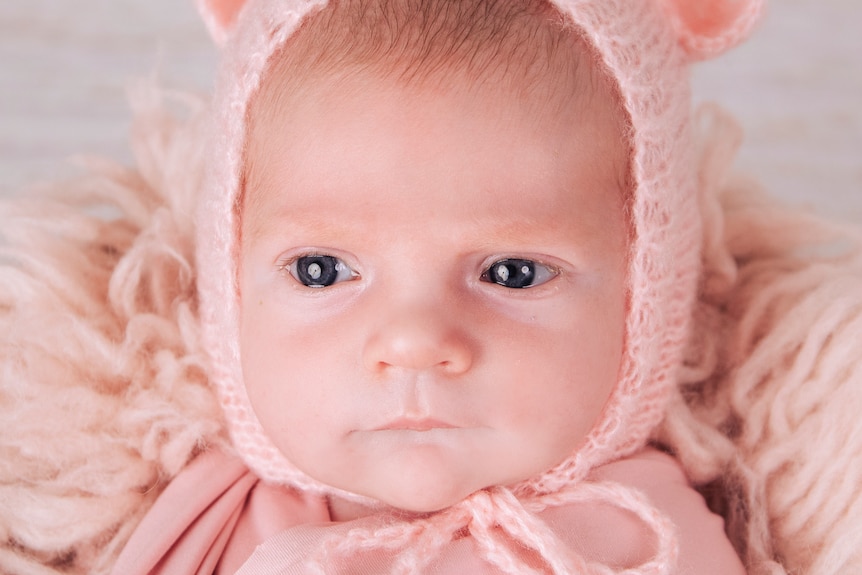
[
  {"xmin": 111, "ymin": 448, "xmax": 745, "ymax": 574},
  {"xmin": 110, "ymin": 449, "xmax": 331, "ymax": 575}
]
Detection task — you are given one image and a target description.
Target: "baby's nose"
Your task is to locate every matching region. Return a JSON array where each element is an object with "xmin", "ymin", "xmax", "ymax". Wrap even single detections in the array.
[{"xmin": 361, "ymin": 306, "xmax": 473, "ymax": 375}]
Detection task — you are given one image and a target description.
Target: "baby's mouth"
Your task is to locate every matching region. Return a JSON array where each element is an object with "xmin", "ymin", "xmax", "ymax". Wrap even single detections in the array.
[{"xmin": 373, "ymin": 417, "xmax": 457, "ymax": 432}]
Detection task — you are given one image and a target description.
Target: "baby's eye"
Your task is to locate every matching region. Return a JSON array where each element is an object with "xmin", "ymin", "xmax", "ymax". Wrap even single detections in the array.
[
  {"xmin": 480, "ymin": 258, "xmax": 557, "ymax": 289},
  {"xmin": 288, "ymin": 255, "xmax": 358, "ymax": 288}
]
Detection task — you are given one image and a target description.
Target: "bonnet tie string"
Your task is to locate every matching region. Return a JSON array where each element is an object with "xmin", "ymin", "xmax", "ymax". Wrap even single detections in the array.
[{"xmin": 306, "ymin": 480, "xmax": 678, "ymax": 574}]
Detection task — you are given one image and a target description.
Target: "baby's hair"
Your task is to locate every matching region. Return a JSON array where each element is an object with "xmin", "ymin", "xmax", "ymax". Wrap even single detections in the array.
[{"xmin": 260, "ymin": 0, "xmax": 582, "ymax": 99}]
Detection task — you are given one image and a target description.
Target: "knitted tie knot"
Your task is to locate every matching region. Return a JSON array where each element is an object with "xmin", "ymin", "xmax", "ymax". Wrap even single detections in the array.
[{"xmin": 307, "ymin": 481, "xmax": 678, "ymax": 574}]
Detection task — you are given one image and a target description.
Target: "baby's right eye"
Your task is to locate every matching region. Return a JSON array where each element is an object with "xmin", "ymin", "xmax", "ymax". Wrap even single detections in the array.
[
  {"xmin": 480, "ymin": 258, "xmax": 557, "ymax": 289},
  {"xmin": 288, "ymin": 255, "xmax": 358, "ymax": 288}
]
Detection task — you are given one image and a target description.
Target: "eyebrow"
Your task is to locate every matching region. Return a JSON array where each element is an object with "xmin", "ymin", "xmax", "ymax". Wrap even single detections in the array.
[{"xmin": 244, "ymin": 198, "xmax": 613, "ymax": 255}]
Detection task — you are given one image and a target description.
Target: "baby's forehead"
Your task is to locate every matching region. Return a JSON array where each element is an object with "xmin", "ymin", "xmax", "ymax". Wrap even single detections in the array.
[{"xmin": 242, "ymin": 73, "xmax": 629, "ymax": 245}]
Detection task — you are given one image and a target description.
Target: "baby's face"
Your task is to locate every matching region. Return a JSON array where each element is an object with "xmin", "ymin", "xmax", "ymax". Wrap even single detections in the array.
[{"xmin": 239, "ymin": 69, "xmax": 628, "ymax": 513}]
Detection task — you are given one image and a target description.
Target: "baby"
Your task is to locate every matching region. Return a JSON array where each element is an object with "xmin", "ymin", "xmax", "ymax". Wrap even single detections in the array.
[{"xmin": 110, "ymin": 0, "xmax": 762, "ymax": 572}]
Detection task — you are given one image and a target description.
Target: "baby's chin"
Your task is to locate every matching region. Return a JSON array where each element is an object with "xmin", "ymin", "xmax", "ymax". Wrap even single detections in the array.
[{"xmin": 326, "ymin": 480, "xmax": 486, "ymax": 521}]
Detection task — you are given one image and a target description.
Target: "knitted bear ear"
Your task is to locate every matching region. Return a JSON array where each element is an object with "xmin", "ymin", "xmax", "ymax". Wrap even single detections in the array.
[
  {"xmin": 664, "ymin": 0, "xmax": 767, "ymax": 60},
  {"xmin": 195, "ymin": 0, "xmax": 248, "ymax": 45}
]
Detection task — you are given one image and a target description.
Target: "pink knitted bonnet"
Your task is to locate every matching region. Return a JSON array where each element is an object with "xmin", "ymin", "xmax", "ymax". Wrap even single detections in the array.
[{"xmin": 194, "ymin": 0, "xmax": 763, "ymax": 569}]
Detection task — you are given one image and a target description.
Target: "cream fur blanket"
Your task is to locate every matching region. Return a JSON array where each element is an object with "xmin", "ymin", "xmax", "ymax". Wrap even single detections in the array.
[{"xmin": 1, "ymin": 88, "xmax": 860, "ymax": 574}]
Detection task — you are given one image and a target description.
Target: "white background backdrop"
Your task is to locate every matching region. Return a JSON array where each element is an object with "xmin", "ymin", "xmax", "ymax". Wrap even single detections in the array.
[{"xmin": 1, "ymin": 1, "xmax": 860, "ymax": 222}]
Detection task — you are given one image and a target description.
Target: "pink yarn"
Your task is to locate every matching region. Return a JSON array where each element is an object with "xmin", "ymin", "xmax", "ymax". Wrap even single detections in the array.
[
  {"xmin": 192, "ymin": 0, "xmax": 765, "ymax": 571},
  {"xmin": 304, "ymin": 483, "xmax": 677, "ymax": 574},
  {"xmin": 657, "ymin": 104, "xmax": 862, "ymax": 574},
  {"xmin": 0, "ymin": 87, "xmax": 229, "ymax": 574}
]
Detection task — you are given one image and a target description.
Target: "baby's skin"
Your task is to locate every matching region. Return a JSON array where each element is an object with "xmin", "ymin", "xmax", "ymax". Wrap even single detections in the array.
[{"xmin": 240, "ymin": 60, "xmax": 627, "ymax": 516}]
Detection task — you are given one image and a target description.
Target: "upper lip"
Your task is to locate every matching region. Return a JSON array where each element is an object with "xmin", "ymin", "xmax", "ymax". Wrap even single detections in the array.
[{"xmin": 374, "ymin": 417, "xmax": 457, "ymax": 431}]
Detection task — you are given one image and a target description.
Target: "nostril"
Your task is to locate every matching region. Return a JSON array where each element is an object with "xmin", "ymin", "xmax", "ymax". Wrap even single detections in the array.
[{"xmin": 438, "ymin": 346, "xmax": 473, "ymax": 375}]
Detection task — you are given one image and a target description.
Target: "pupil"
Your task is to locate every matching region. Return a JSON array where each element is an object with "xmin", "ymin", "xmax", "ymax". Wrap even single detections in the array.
[
  {"xmin": 491, "ymin": 259, "xmax": 535, "ymax": 288},
  {"xmin": 495, "ymin": 264, "xmax": 510, "ymax": 283},
  {"xmin": 297, "ymin": 256, "xmax": 338, "ymax": 287},
  {"xmin": 307, "ymin": 263, "xmax": 322, "ymax": 280}
]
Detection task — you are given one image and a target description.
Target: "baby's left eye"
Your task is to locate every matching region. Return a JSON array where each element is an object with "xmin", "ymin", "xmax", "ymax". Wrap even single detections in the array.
[
  {"xmin": 287, "ymin": 255, "xmax": 358, "ymax": 288},
  {"xmin": 480, "ymin": 258, "xmax": 557, "ymax": 289}
]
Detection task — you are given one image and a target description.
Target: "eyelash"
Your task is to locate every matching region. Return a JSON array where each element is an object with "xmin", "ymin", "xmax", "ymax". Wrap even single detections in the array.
[
  {"xmin": 280, "ymin": 253, "xmax": 559, "ymax": 289},
  {"xmin": 281, "ymin": 254, "xmax": 359, "ymax": 288},
  {"xmin": 479, "ymin": 258, "xmax": 558, "ymax": 289}
]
